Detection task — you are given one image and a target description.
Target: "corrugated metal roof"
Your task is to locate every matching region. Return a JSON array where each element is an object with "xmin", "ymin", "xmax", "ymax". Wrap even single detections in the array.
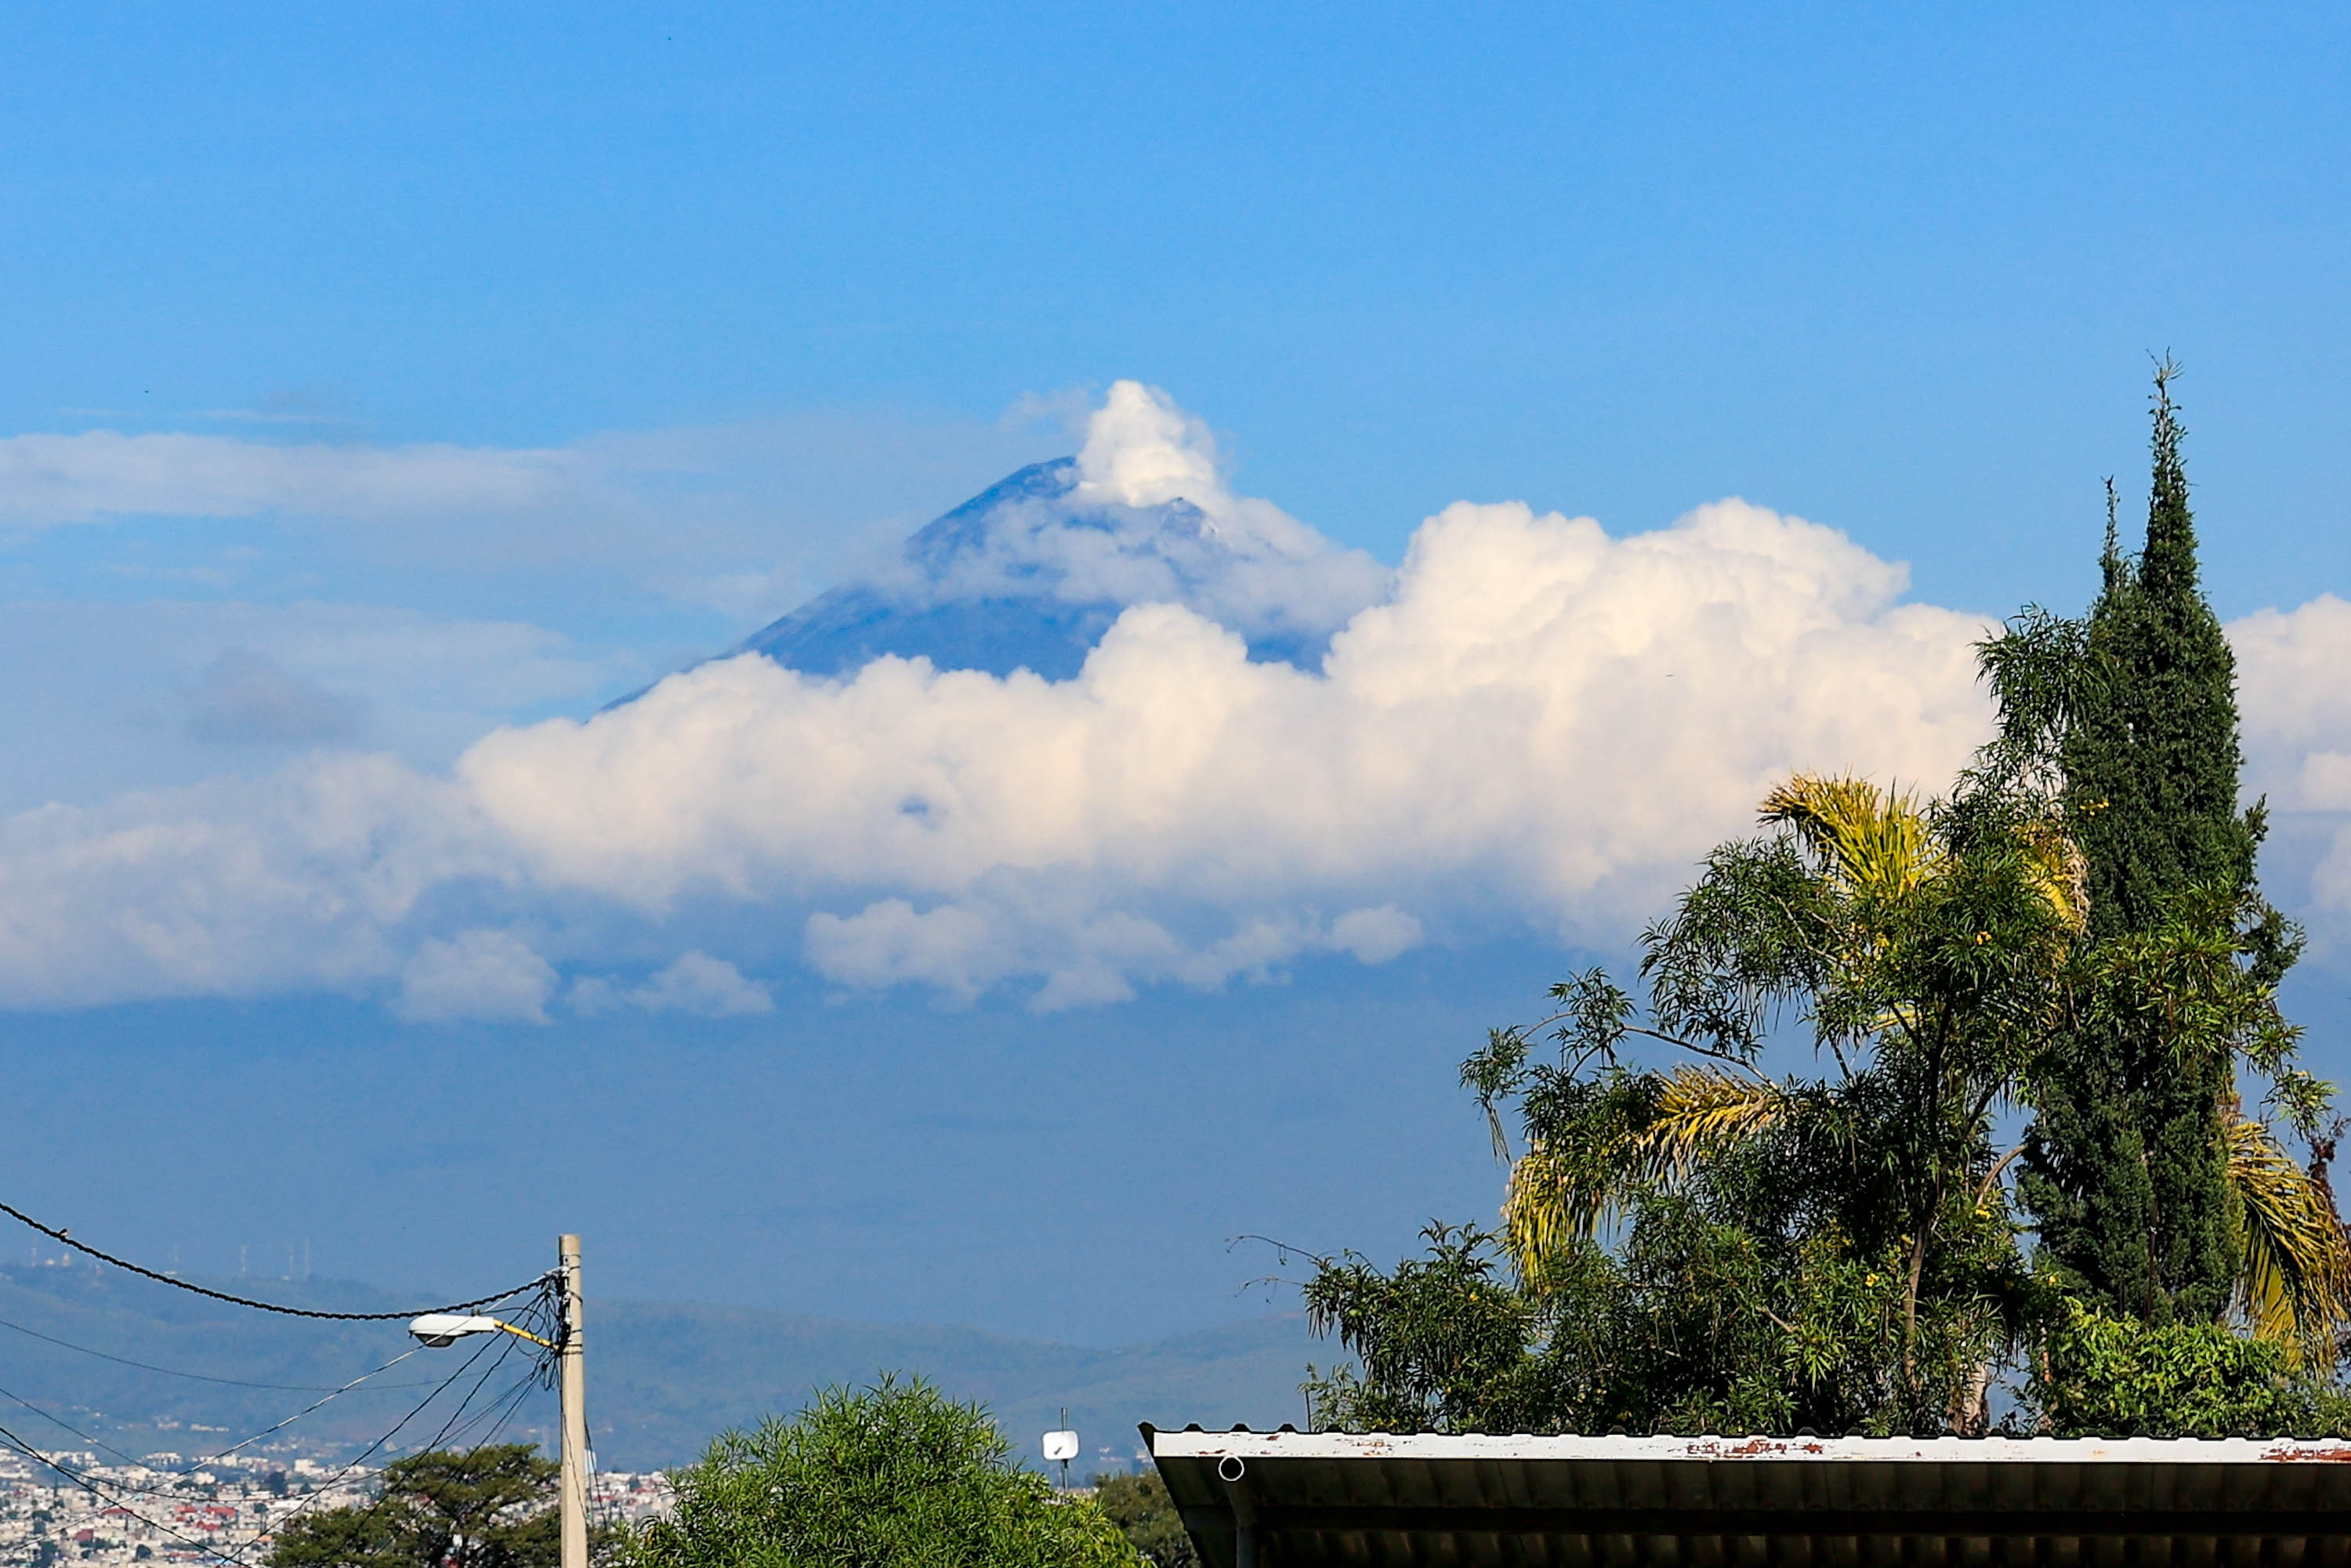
[{"xmin": 1146, "ymin": 1427, "xmax": 2351, "ymax": 1568}]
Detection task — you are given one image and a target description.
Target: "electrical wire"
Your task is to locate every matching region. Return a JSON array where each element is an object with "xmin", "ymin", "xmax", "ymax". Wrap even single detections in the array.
[
  {"xmin": 0, "ymin": 1378, "xmax": 154, "ymax": 1472},
  {"xmin": 252, "ymin": 1328, "xmax": 512, "ymax": 1541},
  {"xmin": 0, "ymin": 1264, "xmax": 572, "ymax": 1560},
  {"xmin": 254, "ymin": 1277, "xmax": 561, "ymax": 1541},
  {"xmin": 0, "ymin": 1200, "xmax": 549, "ymax": 1321},
  {"xmin": 0, "ymin": 1344, "xmax": 429, "ymax": 1498},
  {"xmin": 0, "ymin": 1312, "xmax": 437, "ymax": 1392},
  {"xmin": 0, "ymin": 1424, "xmax": 273, "ymax": 1568},
  {"xmin": 585, "ymin": 1410, "xmax": 625, "ymax": 1542},
  {"xmin": 404, "ymin": 1328, "xmax": 525, "ymax": 1461},
  {"xmin": 433, "ymin": 1370, "xmax": 545, "ymax": 1461},
  {"xmin": 187, "ymin": 1349, "xmax": 423, "ymax": 1468}
]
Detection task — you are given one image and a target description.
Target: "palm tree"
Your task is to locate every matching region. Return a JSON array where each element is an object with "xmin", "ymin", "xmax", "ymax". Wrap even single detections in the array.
[
  {"xmin": 1484, "ymin": 772, "xmax": 2351, "ymax": 1417},
  {"xmin": 2227, "ymin": 1114, "xmax": 2351, "ymax": 1365}
]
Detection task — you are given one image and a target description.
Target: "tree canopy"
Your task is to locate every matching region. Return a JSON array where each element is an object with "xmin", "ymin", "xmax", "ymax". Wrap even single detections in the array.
[
  {"xmin": 621, "ymin": 1374, "xmax": 1139, "ymax": 1568},
  {"xmin": 2005, "ymin": 361, "xmax": 2299, "ymax": 1326},
  {"xmin": 266, "ymin": 1445, "xmax": 559, "ymax": 1568}
]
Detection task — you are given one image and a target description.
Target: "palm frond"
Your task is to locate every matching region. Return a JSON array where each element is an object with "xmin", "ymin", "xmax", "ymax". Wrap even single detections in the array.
[
  {"xmin": 2227, "ymin": 1113, "xmax": 2351, "ymax": 1366},
  {"xmin": 1759, "ymin": 774, "xmax": 1942, "ymax": 901},
  {"xmin": 1625, "ymin": 1068, "xmax": 1790, "ymax": 1185},
  {"xmin": 2016, "ymin": 816, "xmax": 2090, "ymax": 935},
  {"xmin": 1502, "ymin": 1068, "xmax": 1786, "ymax": 1283}
]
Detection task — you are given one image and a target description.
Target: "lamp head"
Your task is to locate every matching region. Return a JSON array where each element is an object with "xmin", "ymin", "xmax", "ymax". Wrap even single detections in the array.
[{"xmin": 408, "ymin": 1313, "xmax": 505, "ymax": 1347}]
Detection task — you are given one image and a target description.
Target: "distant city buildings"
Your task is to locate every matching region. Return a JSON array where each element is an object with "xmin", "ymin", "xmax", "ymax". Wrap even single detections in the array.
[{"xmin": 0, "ymin": 1450, "xmax": 672, "ymax": 1567}]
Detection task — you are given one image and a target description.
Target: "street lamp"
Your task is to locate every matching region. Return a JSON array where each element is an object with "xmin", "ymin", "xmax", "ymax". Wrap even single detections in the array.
[
  {"xmin": 405, "ymin": 1314, "xmax": 552, "ymax": 1349},
  {"xmin": 408, "ymin": 1234, "xmax": 589, "ymax": 1568}
]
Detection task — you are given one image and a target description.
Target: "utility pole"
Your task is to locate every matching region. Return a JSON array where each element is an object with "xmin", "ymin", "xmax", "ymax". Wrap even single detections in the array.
[{"xmin": 560, "ymin": 1233, "xmax": 587, "ymax": 1568}]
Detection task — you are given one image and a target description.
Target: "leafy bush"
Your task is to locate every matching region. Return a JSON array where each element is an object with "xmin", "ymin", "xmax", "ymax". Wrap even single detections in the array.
[
  {"xmin": 2029, "ymin": 1300, "xmax": 2344, "ymax": 1437},
  {"xmin": 1090, "ymin": 1471, "xmax": 1195, "ymax": 1568},
  {"xmin": 623, "ymin": 1374, "xmax": 1140, "ymax": 1568}
]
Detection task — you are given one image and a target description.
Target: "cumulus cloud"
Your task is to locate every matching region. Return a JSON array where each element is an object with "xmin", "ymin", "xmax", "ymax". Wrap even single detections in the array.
[
  {"xmin": 570, "ymin": 951, "xmax": 773, "ymax": 1018},
  {"xmin": 2231, "ymin": 594, "xmax": 2351, "ymax": 933},
  {"xmin": 0, "ymin": 755, "xmax": 504, "ymax": 1009},
  {"xmin": 467, "ymin": 497, "xmax": 1991, "ymax": 915},
  {"xmin": 2, "ymin": 383, "xmax": 2349, "ymax": 1016},
  {"xmin": 397, "ymin": 929, "xmax": 557, "ymax": 1025},
  {"xmin": 442, "ymin": 491, "xmax": 1994, "ymax": 1005},
  {"xmin": 802, "ymin": 897, "xmax": 1422, "ymax": 1011}
]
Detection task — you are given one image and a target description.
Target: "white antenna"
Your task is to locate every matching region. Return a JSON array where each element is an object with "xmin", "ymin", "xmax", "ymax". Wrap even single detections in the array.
[{"xmin": 1042, "ymin": 1408, "xmax": 1078, "ymax": 1490}]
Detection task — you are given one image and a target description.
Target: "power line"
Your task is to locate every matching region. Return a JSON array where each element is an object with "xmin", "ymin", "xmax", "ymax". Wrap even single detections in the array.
[
  {"xmin": 188, "ymin": 1350, "xmax": 424, "ymax": 1469},
  {"xmin": 0, "ymin": 1422, "xmax": 271, "ymax": 1568},
  {"xmin": 0, "ymin": 1344, "xmax": 430, "ymax": 1497},
  {"xmin": 257, "ymin": 1327, "xmax": 514, "ymax": 1541},
  {"xmin": 0, "ymin": 1378, "xmax": 153, "ymax": 1473},
  {"xmin": 0, "ymin": 1200, "xmax": 548, "ymax": 1321},
  {"xmin": 0, "ymin": 1312, "xmax": 436, "ymax": 1392}
]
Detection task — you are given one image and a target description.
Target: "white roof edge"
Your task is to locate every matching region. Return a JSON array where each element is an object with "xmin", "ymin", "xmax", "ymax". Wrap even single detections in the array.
[{"xmin": 1149, "ymin": 1430, "xmax": 2351, "ymax": 1464}]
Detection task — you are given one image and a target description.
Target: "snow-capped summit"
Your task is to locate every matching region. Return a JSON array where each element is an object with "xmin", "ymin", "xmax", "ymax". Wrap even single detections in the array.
[{"xmin": 730, "ymin": 382, "xmax": 1389, "ymax": 681}]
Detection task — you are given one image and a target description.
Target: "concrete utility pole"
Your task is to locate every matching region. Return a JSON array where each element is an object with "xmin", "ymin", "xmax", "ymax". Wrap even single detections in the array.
[{"xmin": 559, "ymin": 1233, "xmax": 588, "ymax": 1568}]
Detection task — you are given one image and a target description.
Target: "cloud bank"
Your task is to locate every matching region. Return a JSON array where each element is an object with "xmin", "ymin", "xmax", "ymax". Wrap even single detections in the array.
[
  {"xmin": 2, "ymin": 383, "xmax": 2347, "ymax": 1019},
  {"xmin": 0, "ymin": 411, "xmax": 1052, "ymax": 615}
]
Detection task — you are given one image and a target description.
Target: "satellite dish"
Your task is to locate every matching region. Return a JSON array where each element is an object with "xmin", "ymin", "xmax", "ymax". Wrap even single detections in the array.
[{"xmin": 1043, "ymin": 1430, "xmax": 1080, "ymax": 1463}]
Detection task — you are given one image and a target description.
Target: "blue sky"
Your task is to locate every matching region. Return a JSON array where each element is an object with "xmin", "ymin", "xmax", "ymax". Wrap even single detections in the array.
[{"xmin": 2, "ymin": 4, "xmax": 2349, "ymax": 1349}]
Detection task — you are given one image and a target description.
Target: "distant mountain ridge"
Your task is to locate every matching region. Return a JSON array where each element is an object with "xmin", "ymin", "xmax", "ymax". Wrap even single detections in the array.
[
  {"xmin": 0, "ymin": 1263, "xmax": 1310, "ymax": 1472},
  {"xmin": 734, "ymin": 459, "xmax": 1124, "ymax": 682},
  {"xmin": 691, "ymin": 447, "xmax": 1384, "ymax": 690}
]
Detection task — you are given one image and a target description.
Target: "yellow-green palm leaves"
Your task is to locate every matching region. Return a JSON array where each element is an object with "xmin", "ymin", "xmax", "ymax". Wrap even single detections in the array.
[
  {"xmin": 1503, "ymin": 1067, "xmax": 1784, "ymax": 1281},
  {"xmin": 2226, "ymin": 1114, "xmax": 2351, "ymax": 1364},
  {"xmin": 1759, "ymin": 775, "xmax": 1942, "ymax": 903},
  {"xmin": 1761, "ymin": 773, "xmax": 2085, "ymax": 935}
]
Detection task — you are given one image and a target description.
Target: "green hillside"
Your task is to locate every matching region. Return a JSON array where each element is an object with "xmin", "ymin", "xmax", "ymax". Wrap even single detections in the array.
[{"xmin": 0, "ymin": 1262, "xmax": 1310, "ymax": 1472}]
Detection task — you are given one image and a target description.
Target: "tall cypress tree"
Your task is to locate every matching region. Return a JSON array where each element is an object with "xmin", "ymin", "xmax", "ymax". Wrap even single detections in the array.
[{"xmin": 2018, "ymin": 362, "xmax": 2273, "ymax": 1324}]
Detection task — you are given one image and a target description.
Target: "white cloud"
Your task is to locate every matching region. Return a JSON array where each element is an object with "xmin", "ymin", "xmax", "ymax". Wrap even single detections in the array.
[
  {"xmin": 397, "ymin": 929, "xmax": 557, "ymax": 1025},
  {"xmin": 443, "ymin": 490, "xmax": 1994, "ymax": 1005},
  {"xmin": 2, "ymin": 383, "xmax": 2349, "ymax": 1015},
  {"xmin": 2233, "ymin": 594, "xmax": 2351, "ymax": 939},
  {"xmin": 0, "ymin": 755, "xmax": 505, "ymax": 1009},
  {"xmin": 1073, "ymin": 380, "xmax": 1223, "ymax": 511},
  {"xmin": 463, "ymin": 495, "xmax": 1992, "ymax": 934},
  {"xmin": 0, "ymin": 430, "xmax": 577, "ymax": 527},
  {"xmin": 1329, "ymin": 905, "xmax": 1424, "ymax": 965},
  {"xmin": 0, "ymin": 413, "xmax": 1052, "ymax": 615},
  {"xmin": 570, "ymin": 951, "xmax": 773, "ymax": 1018}
]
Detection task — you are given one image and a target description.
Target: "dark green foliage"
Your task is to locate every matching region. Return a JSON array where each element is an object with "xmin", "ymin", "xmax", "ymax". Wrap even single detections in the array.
[
  {"xmin": 2009, "ymin": 363, "xmax": 2296, "ymax": 1324},
  {"xmin": 1307, "ymin": 771, "xmax": 2092, "ymax": 1436},
  {"xmin": 266, "ymin": 1445, "xmax": 559, "ymax": 1568},
  {"xmin": 621, "ymin": 1374, "xmax": 1139, "ymax": 1568},
  {"xmin": 2030, "ymin": 1301, "xmax": 2338, "ymax": 1437},
  {"xmin": 1303, "ymin": 1203, "xmax": 1947, "ymax": 1439},
  {"xmin": 1301, "ymin": 1222, "xmax": 1550, "ymax": 1435},
  {"xmin": 1089, "ymin": 1471, "xmax": 1196, "ymax": 1568}
]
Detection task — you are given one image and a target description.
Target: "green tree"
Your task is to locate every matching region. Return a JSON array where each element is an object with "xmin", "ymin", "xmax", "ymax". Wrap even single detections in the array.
[
  {"xmin": 622, "ymin": 1374, "xmax": 1139, "ymax": 1568},
  {"xmin": 2005, "ymin": 363, "xmax": 2311, "ymax": 1326},
  {"xmin": 266, "ymin": 1445, "xmax": 558, "ymax": 1568},
  {"xmin": 1305, "ymin": 769, "xmax": 2335, "ymax": 1436},
  {"xmin": 1089, "ymin": 1471, "xmax": 1196, "ymax": 1568},
  {"xmin": 1448, "ymin": 773, "xmax": 2076, "ymax": 1433}
]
